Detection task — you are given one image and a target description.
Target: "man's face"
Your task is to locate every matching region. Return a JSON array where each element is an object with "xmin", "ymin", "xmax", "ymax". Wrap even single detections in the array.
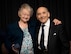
[{"xmin": 36, "ymin": 7, "xmax": 50, "ymax": 24}]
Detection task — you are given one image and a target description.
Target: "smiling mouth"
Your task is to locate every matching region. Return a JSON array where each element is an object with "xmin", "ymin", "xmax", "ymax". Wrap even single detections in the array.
[
  {"xmin": 22, "ymin": 17, "xmax": 28, "ymax": 19},
  {"xmin": 41, "ymin": 16, "xmax": 45, "ymax": 18},
  {"xmin": 25, "ymin": 18, "xmax": 28, "ymax": 19},
  {"xmin": 41, "ymin": 17, "xmax": 45, "ymax": 19}
]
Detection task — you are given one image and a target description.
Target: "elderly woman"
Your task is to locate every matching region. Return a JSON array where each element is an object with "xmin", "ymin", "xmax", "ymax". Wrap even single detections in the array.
[{"xmin": 5, "ymin": 3, "xmax": 35, "ymax": 54}]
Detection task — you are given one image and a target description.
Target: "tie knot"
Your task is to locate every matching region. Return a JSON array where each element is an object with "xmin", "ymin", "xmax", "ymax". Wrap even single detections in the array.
[{"xmin": 42, "ymin": 24, "xmax": 45, "ymax": 28}]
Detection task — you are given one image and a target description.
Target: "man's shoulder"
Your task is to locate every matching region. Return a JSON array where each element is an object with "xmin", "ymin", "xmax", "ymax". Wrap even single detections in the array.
[
  {"xmin": 51, "ymin": 22, "xmax": 63, "ymax": 30},
  {"xmin": 51, "ymin": 21, "xmax": 62, "ymax": 26}
]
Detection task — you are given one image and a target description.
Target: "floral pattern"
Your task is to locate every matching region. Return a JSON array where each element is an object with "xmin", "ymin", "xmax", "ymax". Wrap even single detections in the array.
[{"xmin": 20, "ymin": 28, "xmax": 34, "ymax": 54}]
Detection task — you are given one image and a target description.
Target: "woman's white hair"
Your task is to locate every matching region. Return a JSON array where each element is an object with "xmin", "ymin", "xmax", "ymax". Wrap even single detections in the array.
[{"xmin": 18, "ymin": 3, "xmax": 33, "ymax": 17}]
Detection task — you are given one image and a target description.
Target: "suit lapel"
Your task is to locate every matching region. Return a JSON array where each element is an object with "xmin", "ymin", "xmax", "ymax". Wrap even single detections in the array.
[
  {"xmin": 48, "ymin": 22, "xmax": 55, "ymax": 38},
  {"xmin": 48, "ymin": 22, "xmax": 56, "ymax": 48}
]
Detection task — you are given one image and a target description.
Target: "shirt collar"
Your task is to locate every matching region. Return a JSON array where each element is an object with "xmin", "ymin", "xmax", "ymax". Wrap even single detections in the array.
[{"xmin": 41, "ymin": 18, "xmax": 50, "ymax": 27}]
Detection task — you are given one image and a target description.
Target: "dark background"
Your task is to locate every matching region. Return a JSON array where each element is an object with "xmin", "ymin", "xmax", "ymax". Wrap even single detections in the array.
[{"xmin": 0, "ymin": 0, "xmax": 70, "ymax": 39}]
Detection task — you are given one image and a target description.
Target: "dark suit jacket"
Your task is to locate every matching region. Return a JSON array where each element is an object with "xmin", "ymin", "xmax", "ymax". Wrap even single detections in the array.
[
  {"xmin": 36, "ymin": 20, "xmax": 69, "ymax": 54},
  {"xmin": 5, "ymin": 21, "xmax": 36, "ymax": 54}
]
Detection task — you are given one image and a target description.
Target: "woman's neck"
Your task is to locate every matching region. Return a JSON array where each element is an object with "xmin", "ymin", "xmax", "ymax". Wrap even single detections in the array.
[{"xmin": 18, "ymin": 20, "xmax": 28, "ymax": 29}]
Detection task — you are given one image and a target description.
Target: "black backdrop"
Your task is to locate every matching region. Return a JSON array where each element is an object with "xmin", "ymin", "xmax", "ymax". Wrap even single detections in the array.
[{"xmin": 0, "ymin": 0, "xmax": 70, "ymax": 40}]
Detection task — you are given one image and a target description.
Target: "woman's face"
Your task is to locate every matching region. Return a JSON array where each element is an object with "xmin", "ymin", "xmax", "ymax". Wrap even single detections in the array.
[{"xmin": 19, "ymin": 8, "xmax": 31, "ymax": 23}]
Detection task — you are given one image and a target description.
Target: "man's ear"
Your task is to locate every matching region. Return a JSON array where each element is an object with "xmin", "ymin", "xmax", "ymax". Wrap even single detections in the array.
[{"xmin": 48, "ymin": 12, "xmax": 50, "ymax": 18}]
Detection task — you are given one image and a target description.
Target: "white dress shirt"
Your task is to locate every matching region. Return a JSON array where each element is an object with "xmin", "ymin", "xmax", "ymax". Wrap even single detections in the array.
[{"xmin": 38, "ymin": 18, "xmax": 50, "ymax": 49}]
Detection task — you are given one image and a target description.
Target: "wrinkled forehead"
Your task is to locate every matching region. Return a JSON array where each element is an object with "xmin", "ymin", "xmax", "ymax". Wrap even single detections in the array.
[{"xmin": 37, "ymin": 7, "xmax": 48, "ymax": 13}]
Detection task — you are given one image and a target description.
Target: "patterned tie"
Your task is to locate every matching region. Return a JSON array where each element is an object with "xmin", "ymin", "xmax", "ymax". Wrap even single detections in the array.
[{"xmin": 40, "ymin": 24, "xmax": 45, "ymax": 50}]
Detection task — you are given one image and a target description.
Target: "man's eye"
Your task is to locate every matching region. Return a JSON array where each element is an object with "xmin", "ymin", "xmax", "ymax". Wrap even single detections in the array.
[
  {"xmin": 43, "ymin": 12, "xmax": 46, "ymax": 14},
  {"xmin": 37, "ymin": 13, "xmax": 41, "ymax": 15}
]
